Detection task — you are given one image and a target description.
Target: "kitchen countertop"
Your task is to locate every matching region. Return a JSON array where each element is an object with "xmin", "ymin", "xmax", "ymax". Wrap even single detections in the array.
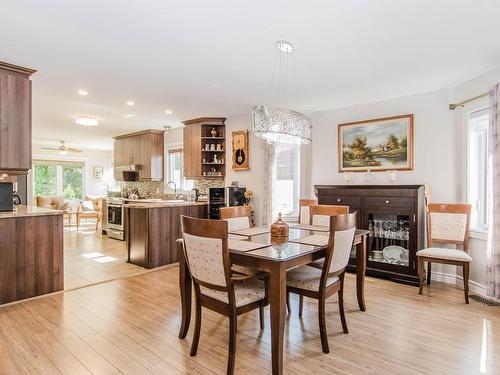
[
  {"xmin": 123, "ymin": 201, "xmax": 208, "ymax": 209},
  {"xmin": 0, "ymin": 205, "xmax": 63, "ymax": 219}
]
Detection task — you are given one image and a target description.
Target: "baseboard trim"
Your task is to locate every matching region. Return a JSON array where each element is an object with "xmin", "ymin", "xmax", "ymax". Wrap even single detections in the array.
[{"xmin": 430, "ymin": 271, "xmax": 488, "ymax": 298}]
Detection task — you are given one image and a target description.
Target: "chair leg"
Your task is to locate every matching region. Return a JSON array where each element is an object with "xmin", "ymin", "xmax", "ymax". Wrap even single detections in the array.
[
  {"xmin": 338, "ymin": 276, "xmax": 348, "ymax": 334},
  {"xmin": 227, "ymin": 313, "xmax": 237, "ymax": 375},
  {"xmin": 426, "ymin": 262, "xmax": 432, "ymax": 285},
  {"xmin": 299, "ymin": 295, "xmax": 304, "ymax": 317},
  {"xmin": 418, "ymin": 257, "xmax": 424, "ymax": 295},
  {"xmin": 286, "ymin": 292, "xmax": 291, "ymax": 314},
  {"xmin": 463, "ymin": 263, "xmax": 470, "ymax": 304},
  {"xmin": 318, "ymin": 297, "xmax": 329, "ymax": 354},
  {"xmin": 190, "ymin": 293, "xmax": 202, "ymax": 357},
  {"xmin": 259, "ymin": 305, "xmax": 264, "ymax": 330}
]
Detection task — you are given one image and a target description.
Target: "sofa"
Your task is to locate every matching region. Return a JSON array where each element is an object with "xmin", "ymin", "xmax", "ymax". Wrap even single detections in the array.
[{"xmin": 35, "ymin": 195, "xmax": 105, "ymax": 230}]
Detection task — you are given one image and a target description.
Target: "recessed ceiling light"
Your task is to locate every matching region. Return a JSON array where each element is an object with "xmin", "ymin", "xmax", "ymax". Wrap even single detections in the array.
[
  {"xmin": 276, "ymin": 40, "xmax": 294, "ymax": 53},
  {"xmin": 75, "ymin": 116, "xmax": 99, "ymax": 126},
  {"xmin": 165, "ymin": 110, "xmax": 173, "ymax": 114},
  {"xmin": 78, "ymin": 89, "xmax": 88, "ymax": 96},
  {"xmin": 127, "ymin": 101, "xmax": 135, "ymax": 106},
  {"xmin": 124, "ymin": 114, "xmax": 137, "ymax": 118}
]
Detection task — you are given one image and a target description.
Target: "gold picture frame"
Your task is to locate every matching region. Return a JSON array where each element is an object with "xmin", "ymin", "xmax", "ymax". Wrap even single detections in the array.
[{"xmin": 338, "ymin": 114, "xmax": 414, "ymax": 172}]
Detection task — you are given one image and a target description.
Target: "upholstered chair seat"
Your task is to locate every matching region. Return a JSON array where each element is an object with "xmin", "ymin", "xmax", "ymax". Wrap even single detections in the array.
[
  {"xmin": 417, "ymin": 203, "xmax": 472, "ymax": 303},
  {"xmin": 286, "ymin": 212, "xmax": 357, "ymax": 354},
  {"xmin": 181, "ymin": 215, "xmax": 269, "ymax": 375},
  {"xmin": 286, "ymin": 265, "xmax": 339, "ymax": 292},
  {"xmin": 416, "ymin": 248, "xmax": 472, "ymax": 262},
  {"xmin": 201, "ymin": 279, "xmax": 265, "ymax": 307}
]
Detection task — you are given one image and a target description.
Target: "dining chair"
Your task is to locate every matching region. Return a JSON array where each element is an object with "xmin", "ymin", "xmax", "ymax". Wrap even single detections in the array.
[
  {"xmin": 309, "ymin": 204, "xmax": 350, "ymax": 226},
  {"xmin": 219, "ymin": 205, "xmax": 253, "ymax": 231},
  {"xmin": 219, "ymin": 205, "xmax": 259, "ymax": 275},
  {"xmin": 416, "ymin": 203, "xmax": 472, "ymax": 303},
  {"xmin": 299, "ymin": 198, "xmax": 318, "ymax": 225},
  {"xmin": 289, "ymin": 204, "xmax": 351, "ymax": 315},
  {"xmin": 286, "ymin": 212, "xmax": 356, "ymax": 353},
  {"xmin": 181, "ymin": 216, "xmax": 269, "ymax": 375}
]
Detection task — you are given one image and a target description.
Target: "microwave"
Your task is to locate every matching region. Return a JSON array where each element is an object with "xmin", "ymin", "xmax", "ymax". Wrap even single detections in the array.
[{"xmin": 0, "ymin": 182, "xmax": 14, "ymax": 212}]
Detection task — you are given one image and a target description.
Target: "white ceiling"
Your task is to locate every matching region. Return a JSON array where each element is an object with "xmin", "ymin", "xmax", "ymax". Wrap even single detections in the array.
[{"xmin": 1, "ymin": 0, "xmax": 500, "ymax": 150}]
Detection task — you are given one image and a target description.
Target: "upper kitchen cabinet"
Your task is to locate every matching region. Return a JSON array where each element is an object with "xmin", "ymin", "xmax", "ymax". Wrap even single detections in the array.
[
  {"xmin": 0, "ymin": 61, "xmax": 36, "ymax": 175},
  {"xmin": 113, "ymin": 129, "xmax": 164, "ymax": 181},
  {"xmin": 182, "ymin": 117, "xmax": 226, "ymax": 178}
]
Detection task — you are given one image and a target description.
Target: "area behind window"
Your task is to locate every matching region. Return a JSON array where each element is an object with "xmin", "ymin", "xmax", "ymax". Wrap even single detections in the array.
[
  {"xmin": 467, "ymin": 108, "xmax": 490, "ymax": 231},
  {"xmin": 33, "ymin": 160, "xmax": 84, "ymax": 200}
]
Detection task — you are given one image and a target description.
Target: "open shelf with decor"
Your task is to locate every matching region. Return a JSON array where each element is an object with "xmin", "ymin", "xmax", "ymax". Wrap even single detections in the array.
[{"xmin": 182, "ymin": 117, "xmax": 226, "ymax": 178}]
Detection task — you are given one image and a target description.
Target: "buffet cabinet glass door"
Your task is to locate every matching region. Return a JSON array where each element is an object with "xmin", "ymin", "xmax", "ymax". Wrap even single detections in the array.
[{"xmin": 364, "ymin": 208, "xmax": 416, "ymax": 274}]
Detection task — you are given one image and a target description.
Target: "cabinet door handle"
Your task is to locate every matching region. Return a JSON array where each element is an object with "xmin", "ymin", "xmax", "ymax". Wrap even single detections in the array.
[
  {"xmin": 337, "ymin": 198, "xmax": 342, "ymax": 202},
  {"xmin": 385, "ymin": 200, "xmax": 390, "ymax": 204}
]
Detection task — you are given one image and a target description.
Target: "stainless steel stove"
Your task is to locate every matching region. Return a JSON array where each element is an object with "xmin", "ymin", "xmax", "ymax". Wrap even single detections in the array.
[{"xmin": 106, "ymin": 197, "xmax": 125, "ymax": 240}]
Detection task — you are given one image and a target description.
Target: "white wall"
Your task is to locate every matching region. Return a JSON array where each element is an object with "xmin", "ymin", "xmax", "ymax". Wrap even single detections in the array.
[
  {"xmin": 310, "ymin": 89, "xmax": 457, "ymax": 202},
  {"xmin": 30, "ymin": 144, "xmax": 113, "ymax": 202},
  {"xmin": 309, "ymin": 67, "xmax": 500, "ymax": 292},
  {"xmin": 225, "ymin": 113, "xmax": 268, "ymax": 226}
]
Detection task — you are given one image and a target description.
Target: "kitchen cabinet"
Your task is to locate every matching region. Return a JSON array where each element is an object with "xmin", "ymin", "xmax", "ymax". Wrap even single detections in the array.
[
  {"xmin": 315, "ymin": 184, "xmax": 426, "ymax": 285},
  {"xmin": 182, "ymin": 117, "xmax": 226, "ymax": 178},
  {"xmin": 113, "ymin": 129, "xmax": 164, "ymax": 181},
  {"xmin": 0, "ymin": 62, "xmax": 36, "ymax": 175}
]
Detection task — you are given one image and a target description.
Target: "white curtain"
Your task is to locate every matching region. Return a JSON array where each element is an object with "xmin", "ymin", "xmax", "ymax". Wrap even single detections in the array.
[
  {"xmin": 487, "ymin": 83, "xmax": 500, "ymax": 298},
  {"xmin": 262, "ymin": 143, "xmax": 275, "ymax": 226}
]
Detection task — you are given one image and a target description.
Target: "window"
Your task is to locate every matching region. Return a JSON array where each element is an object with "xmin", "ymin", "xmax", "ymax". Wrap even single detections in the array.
[
  {"xmin": 167, "ymin": 149, "xmax": 193, "ymax": 191},
  {"xmin": 273, "ymin": 143, "xmax": 301, "ymax": 218},
  {"xmin": 467, "ymin": 108, "xmax": 490, "ymax": 231},
  {"xmin": 33, "ymin": 160, "xmax": 84, "ymax": 200}
]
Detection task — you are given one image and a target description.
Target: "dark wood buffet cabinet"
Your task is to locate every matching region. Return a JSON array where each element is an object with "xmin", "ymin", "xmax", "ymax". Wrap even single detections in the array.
[
  {"xmin": 0, "ymin": 61, "xmax": 36, "ymax": 175},
  {"xmin": 315, "ymin": 185, "xmax": 426, "ymax": 285}
]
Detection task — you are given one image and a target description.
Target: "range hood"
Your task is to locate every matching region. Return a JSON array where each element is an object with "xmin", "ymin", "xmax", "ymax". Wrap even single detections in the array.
[{"xmin": 114, "ymin": 164, "xmax": 141, "ymax": 181}]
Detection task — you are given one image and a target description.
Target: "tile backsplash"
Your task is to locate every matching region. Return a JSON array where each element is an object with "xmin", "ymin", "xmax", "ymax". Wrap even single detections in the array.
[
  {"xmin": 192, "ymin": 178, "xmax": 224, "ymax": 194},
  {"xmin": 119, "ymin": 178, "xmax": 224, "ymax": 198}
]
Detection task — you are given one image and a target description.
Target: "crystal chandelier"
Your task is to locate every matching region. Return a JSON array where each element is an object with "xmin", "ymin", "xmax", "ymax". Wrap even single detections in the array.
[{"xmin": 252, "ymin": 40, "xmax": 312, "ymax": 145}]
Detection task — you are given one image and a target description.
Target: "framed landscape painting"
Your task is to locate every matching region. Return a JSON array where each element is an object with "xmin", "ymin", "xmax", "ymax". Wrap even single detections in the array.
[{"xmin": 338, "ymin": 114, "xmax": 414, "ymax": 172}]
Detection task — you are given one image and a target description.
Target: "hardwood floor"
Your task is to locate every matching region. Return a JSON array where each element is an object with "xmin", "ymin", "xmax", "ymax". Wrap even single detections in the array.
[
  {"xmin": 64, "ymin": 222, "xmax": 144, "ymax": 290},
  {"xmin": 0, "ymin": 265, "xmax": 498, "ymax": 374}
]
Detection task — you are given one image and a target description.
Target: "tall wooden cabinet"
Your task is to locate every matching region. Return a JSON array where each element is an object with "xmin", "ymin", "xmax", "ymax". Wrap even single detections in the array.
[
  {"xmin": 182, "ymin": 117, "xmax": 226, "ymax": 178},
  {"xmin": 315, "ymin": 185, "xmax": 426, "ymax": 285},
  {"xmin": 113, "ymin": 129, "xmax": 164, "ymax": 181},
  {"xmin": 0, "ymin": 61, "xmax": 36, "ymax": 175}
]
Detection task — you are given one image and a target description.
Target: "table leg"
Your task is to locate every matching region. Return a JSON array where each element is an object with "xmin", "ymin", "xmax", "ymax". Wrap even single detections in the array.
[
  {"xmin": 269, "ymin": 264, "xmax": 286, "ymax": 375},
  {"xmin": 178, "ymin": 241, "xmax": 192, "ymax": 339},
  {"xmin": 356, "ymin": 234, "xmax": 367, "ymax": 311}
]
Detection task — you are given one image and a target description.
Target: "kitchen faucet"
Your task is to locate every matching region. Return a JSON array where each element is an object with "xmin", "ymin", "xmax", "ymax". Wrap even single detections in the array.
[{"xmin": 165, "ymin": 181, "xmax": 178, "ymax": 199}]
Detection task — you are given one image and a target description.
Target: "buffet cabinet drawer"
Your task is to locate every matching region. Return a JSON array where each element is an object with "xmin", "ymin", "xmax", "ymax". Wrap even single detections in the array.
[
  {"xmin": 320, "ymin": 195, "xmax": 361, "ymax": 206},
  {"xmin": 364, "ymin": 196, "xmax": 414, "ymax": 208}
]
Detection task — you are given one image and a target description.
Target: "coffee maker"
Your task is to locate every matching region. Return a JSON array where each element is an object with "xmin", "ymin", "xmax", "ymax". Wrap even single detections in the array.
[{"xmin": 0, "ymin": 182, "xmax": 14, "ymax": 212}]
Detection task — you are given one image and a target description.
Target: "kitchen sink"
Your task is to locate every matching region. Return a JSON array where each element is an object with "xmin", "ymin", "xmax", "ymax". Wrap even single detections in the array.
[{"xmin": 164, "ymin": 199, "xmax": 185, "ymax": 203}]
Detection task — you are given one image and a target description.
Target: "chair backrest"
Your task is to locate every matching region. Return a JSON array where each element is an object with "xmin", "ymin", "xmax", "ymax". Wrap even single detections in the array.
[
  {"xmin": 310, "ymin": 204, "xmax": 350, "ymax": 226},
  {"xmin": 219, "ymin": 206, "xmax": 252, "ymax": 232},
  {"xmin": 299, "ymin": 199, "xmax": 317, "ymax": 225},
  {"xmin": 427, "ymin": 203, "xmax": 471, "ymax": 251},
  {"xmin": 323, "ymin": 212, "xmax": 357, "ymax": 276},
  {"xmin": 181, "ymin": 216, "xmax": 231, "ymax": 290}
]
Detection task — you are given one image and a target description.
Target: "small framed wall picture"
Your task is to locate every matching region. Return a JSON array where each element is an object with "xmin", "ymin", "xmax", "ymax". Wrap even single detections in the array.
[
  {"xmin": 93, "ymin": 166, "xmax": 104, "ymax": 179},
  {"xmin": 232, "ymin": 129, "xmax": 249, "ymax": 170}
]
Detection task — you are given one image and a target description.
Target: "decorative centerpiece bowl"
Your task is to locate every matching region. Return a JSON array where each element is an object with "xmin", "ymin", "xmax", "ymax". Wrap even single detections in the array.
[{"xmin": 271, "ymin": 212, "xmax": 289, "ymax": 244}]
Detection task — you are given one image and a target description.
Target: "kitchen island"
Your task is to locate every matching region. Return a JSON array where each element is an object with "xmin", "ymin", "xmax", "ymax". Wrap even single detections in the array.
[
  {"xmin": 0, "ymin": 205, "xmax": 64, "ymax": 304},
  {"xmin": 124, "ymin": 201, "xmax": 207, "ymax": 268}
]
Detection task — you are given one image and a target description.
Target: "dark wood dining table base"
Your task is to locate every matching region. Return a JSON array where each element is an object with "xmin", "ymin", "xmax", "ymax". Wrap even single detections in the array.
[{"xmin": 177, "ymin": 231, "xmax": 367, "ymax": 375}]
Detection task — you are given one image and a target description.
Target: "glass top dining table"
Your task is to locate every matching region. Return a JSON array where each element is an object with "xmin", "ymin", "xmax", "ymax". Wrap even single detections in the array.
[{"xmin": 177, "ymin": 224, "xmax": 368, "ymax": 375}]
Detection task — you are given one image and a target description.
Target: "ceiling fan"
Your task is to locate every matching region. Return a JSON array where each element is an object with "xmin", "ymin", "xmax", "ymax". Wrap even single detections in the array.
[{"xmin": 42, "ymin": 141, "xmax": 82, "ymax": 155}]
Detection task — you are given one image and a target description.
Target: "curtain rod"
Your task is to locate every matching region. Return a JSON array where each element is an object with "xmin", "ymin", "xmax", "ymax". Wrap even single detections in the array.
[{"xmin": 448, "ymin": 92, "xmax": 488, "ymax": 110}]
